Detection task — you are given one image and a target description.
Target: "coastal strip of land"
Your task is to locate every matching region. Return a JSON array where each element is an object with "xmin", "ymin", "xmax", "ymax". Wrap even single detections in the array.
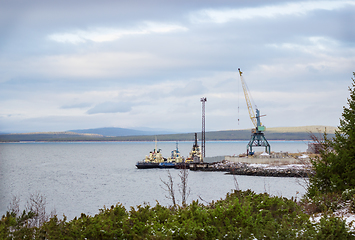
[
  {"xmin": 190, "ymin": 152, "xmax": 314, "ymax": 178},
  {"xmin": 0, "ymin": 125, "xmax": 337, "ymax": 142}
]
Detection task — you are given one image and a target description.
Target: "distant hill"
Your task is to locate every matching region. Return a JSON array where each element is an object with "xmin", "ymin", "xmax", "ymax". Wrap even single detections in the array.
[
  {"xmin": 0, "ymin": 125, "xmax": 336, "ymax": 142},
  {"xmin": 68, "ymin": 127, "xmax": 175, "ymax": 137},
  {"xmin": 267, "ymin": 126, "xmax": 337, "ymax": 134},
  {"xmin": 0, "ymin": 132, "xmax": 103, "ymax": 142}
]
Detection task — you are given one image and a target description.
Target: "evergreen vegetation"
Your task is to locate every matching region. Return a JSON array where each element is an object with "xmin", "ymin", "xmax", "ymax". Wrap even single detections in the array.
[
  {"xmin": 1, "ymin": 190, "xmax": 354, "ymax": 239},
  {"xmin": 308, "ymin": 72, "xmax": 355, "ymax": 196}
]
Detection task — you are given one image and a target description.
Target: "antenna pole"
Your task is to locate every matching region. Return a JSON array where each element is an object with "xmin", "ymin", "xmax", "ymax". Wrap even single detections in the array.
[{"xmin": 201, "ymin": 97, "xmax": 207, "ymax": 159}]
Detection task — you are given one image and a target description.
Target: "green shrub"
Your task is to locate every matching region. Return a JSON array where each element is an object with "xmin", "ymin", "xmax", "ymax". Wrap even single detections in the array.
[
  {"xmin": 315, "ymin": 216, "xmax": 355, "ymax": 240},
  {"xmin": 343, "ymin": 189, "xmax": 355, "ymax": 201},
  {"xmin": 308, "ymin": 73, "xmax": 355, "ymax": 196},
  {"xmin": 2, "ymin": 189, "xmax": 355, "ymax": 239}
]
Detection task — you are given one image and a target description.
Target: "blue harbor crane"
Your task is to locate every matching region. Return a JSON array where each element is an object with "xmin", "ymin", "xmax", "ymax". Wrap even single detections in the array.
[{"xmin": 238, "ymin": 68, "xmax": 271, "ymax": 155}]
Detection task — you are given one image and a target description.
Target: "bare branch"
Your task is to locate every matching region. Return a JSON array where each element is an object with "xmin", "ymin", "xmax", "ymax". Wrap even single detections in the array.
[
  {"xmin": 160, "ymin": 170, "xmax": 176, "ymax": 206},
  {"xmin": 231, "ymin": 169, "xmax": 240, "ymax": 190},
  {"xmin": 25, "ymin": 192, "xmax": 48, "ymax": 228},
  {"xmin": 198, "ymin": 195, "xmax": 209, "ymax": 204},
  {"xmin": 7, "ymin": 195, "xmax": 20, "ymax": 216},
  {"xmin": 178, "ymin": 167, "xmax": 190, "ymax": 206}
]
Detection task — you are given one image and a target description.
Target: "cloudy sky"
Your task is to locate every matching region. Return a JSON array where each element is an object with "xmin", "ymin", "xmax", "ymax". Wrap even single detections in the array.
[{"xmin": 1, "ymin": 0, "xmax": 354, "ymax": 133}]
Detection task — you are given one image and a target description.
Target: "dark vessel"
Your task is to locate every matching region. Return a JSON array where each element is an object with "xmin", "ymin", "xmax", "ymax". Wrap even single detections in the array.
[
  {"xmin": 185, "ymin": 133, "xmax": 202, "ymax": 163},
  {"xmin": 135, "ymin": 137, "xmax": 165, "ymax": 169}
]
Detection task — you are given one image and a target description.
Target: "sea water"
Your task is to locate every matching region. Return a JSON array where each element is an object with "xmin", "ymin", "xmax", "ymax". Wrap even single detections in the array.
[{"xmin": 0, "ymin": 141, "xmax": 309, "ymax": 220}]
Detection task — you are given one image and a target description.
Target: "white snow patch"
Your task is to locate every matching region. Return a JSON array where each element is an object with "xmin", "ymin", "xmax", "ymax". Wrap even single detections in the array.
[
  {"xmin": 310, "ymin": 203, "xmax": 355, "ymax": 230},
  {"xmin": 248, "ymin": 163, "xmax": 309, "ymax": 170}
]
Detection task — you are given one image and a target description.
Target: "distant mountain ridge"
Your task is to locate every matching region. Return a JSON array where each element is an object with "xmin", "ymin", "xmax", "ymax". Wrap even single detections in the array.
[
  {"xmin": 68, "ymin": 127, "xmax": 176, "ymax": 137},
  {"xmin": 0, "ymin": 125, "xmax": 337, "ymax": 142}
]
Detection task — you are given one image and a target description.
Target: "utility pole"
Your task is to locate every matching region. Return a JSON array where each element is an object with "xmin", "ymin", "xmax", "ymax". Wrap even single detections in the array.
[{"xmin": 200, "ymin": 97, "xmax": 207, "ymax": 159}]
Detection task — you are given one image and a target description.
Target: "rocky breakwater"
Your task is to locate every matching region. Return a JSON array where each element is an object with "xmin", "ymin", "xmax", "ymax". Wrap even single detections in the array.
[
  {"xmin": 204, "ymin": 152, "xmax": 315, "ymax": 177},
  {"xmin": 230, "ymin": 163, "xmax": 313, "ymax": 177},
  {"xmin": 206, "ymin": 161, "xmax": 314, "ymax": 177}
]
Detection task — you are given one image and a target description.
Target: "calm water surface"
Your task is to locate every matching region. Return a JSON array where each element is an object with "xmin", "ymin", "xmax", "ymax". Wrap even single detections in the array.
[{"xmin": 0, "ymin": 141, "xmax": 309, "ymax": 220}]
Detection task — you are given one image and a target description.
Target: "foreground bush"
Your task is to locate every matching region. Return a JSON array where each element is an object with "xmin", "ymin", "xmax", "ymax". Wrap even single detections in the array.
[
  {"xmin": 1, "ymin": 189, "xmax": 354, "ymax": 239},
  {"xmin": 308, "ymin": 72, "xmax": 355, "ymax": 196}
]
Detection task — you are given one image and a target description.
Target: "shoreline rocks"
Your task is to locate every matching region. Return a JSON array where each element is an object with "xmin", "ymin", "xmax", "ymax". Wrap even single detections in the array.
[
  {"xmin": 226, "ymin": 165, "xmax": 314, "ymax": 177},
  {"xmin": 189, "ymin": 160, "xmax": 314, "ymax": 178}
]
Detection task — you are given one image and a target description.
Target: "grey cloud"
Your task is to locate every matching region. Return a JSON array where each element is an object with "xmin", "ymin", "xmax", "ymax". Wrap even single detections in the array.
[
  {"xmin": 86, "ymin": 102, "xmax": 132, "ymax": 114},
  {"xmin": 61, "ymin": 103, "xmax": 92, "ymax": 109},
  {"xmin": 2, "ymin": 0, "xmax": 276, "ymax": 24},
  {"xmin": 2, "ymin": 0, "xmax": 352, "ymax": 76},
  {"xmin": 169, "ymin": 80, "xmax": 207, "ymax": 97},
  {"xmin": 0, "ymin": 0, "xmax": 353, "ymax": 132}
]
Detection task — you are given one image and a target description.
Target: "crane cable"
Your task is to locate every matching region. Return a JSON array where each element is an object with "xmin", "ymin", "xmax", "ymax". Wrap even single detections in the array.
[{"xmin": 244, "ymin": 77, "xmax": 258, "ymax": 111}]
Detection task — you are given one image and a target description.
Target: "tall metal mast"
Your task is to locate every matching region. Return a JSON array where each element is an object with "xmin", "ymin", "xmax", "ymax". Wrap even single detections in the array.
[{"xmin": 201, "ymin": 97, "xmax": 207, "ymax": 159}]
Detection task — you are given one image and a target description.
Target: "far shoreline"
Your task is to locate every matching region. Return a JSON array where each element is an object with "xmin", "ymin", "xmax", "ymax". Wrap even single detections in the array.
[{"xmin": 0, "ymin": 139, "xmax": 313, "ymax": 144}]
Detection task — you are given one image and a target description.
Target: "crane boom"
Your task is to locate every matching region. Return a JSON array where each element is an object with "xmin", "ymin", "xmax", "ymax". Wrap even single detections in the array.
[{"xmin": 238, "ymin": 68, "xmax": 257, "ymax": 128}]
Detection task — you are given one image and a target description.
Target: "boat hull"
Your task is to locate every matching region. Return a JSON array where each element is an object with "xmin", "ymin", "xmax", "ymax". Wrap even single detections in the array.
[{"xmin": 135, "ymin": 162, "xmax": 160, "ymax": 169}]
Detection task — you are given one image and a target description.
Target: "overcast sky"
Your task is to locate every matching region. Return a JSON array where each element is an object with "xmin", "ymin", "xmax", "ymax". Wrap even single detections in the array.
[{"xmin": 1, "ymin": 0, "xmax": 354, "ymax": 133}]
